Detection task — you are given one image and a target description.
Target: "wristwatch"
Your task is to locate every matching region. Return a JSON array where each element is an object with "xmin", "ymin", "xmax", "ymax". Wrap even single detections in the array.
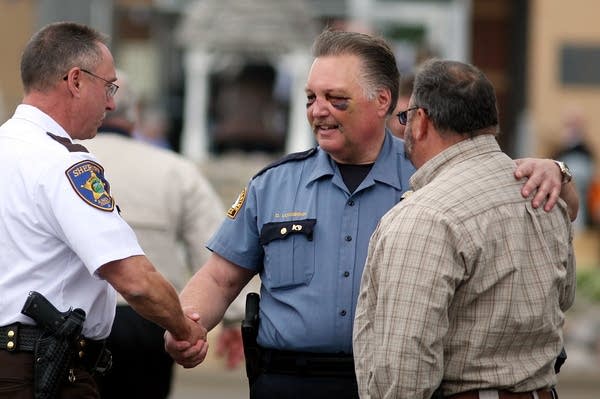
[{"xmin": 553, "ymin": 160, "xmax": 573, "ymax": 184}]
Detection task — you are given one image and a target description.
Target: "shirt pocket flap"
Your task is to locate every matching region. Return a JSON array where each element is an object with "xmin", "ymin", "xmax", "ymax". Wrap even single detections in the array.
[{"xmin": 259, "ymin": 219, "xmax": 316, "ymax": 245}]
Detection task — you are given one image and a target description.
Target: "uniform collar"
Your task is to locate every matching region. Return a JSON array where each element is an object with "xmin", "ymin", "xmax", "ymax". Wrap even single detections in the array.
[
  {"xmin": 308, "ymin": 130, "xmax": 404, "ymax": 191},
  {"xmin": 14, "ymin": 104, "xmax": 71, "ymax": 141},
  {"xmin": 368, "ymin": 130, "xmax": 404, "ymax": 190}
]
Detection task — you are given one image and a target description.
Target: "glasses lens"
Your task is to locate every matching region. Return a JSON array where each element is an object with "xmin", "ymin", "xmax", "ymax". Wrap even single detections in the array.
[
  {"xmin": 397, "ymin": 106, "xmax": 419, "ymax": 125},
  {"xmin": 398, "ymin": 111, "xmax": 407, "ymax": 125},
  {"xmin": 107, "ymin": 83, "xmax": 118, "ymax": 98}
]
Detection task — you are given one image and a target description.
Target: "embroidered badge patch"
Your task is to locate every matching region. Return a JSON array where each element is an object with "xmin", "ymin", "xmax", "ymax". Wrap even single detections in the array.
[
  {"xmin": 227, "ymin": 187, "xmax": 247, "ymax": 219},
  {"xmin": 65, "ymin": 160, "xmax": 114, "ymax": 211}
]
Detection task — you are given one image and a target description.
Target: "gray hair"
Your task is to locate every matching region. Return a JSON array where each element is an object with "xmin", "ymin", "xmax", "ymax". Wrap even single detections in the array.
[
  {"xmin": 21, "ymin": 21, "xmax": 109, "ymax": 93},
  {"xmin": 412, "ymin": 59, "xmax": 499, "ymax": 137},
  {"xmin": 312, "ymin": 29, "xmax": 399, "ymax": 115}
]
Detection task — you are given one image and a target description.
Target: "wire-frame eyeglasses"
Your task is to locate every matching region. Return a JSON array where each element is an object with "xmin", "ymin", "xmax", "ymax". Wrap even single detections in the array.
[{"xmin": 80, "ymin": 69, "xmax": 119, "ymax": 98}]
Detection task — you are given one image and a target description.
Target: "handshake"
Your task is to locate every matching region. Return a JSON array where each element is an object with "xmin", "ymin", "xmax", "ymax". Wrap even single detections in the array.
[
  {"xmin": 164, "ymin": 305, "xmax": 246, "ymax": 370},
  {"xmin": 164, "ymin": 309, "xmax": 210, "ymax": 369}
]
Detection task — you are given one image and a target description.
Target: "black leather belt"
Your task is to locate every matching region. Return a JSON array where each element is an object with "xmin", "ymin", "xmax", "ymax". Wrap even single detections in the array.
[
  {"xmin": 0, "ymin": 323, "xmax": 40, "ymax": 351},
  {"xmin": 72, "ymin": 335, "xmax": 111, "ymax": 374},
  {"xmin": 260, "ymin": 349, "xmax": 355, "ymax": 377},
  {"xmin": 0, "ymin": 323, "xmax": 111, "ymax": 374}
]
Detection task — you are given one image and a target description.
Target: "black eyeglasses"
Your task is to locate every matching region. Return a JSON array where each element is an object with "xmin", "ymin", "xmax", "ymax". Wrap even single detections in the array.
[
  {"xmin": 80, "ymin": 69, "xmax": 119, "ymax": 98},
  {"xmin": 396, "ymin": 105, "xmax": 421, "ymax": 125}
]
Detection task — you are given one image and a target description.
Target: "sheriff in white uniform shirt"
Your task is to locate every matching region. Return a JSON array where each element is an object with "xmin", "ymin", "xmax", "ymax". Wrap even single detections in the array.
[
  {"xmin": 0, "ymin": 21, "xmax": 205, "ymax": 399},
  {"xmin": 0, "ymin": 104, "xmax": 143, "ymax": 339}
]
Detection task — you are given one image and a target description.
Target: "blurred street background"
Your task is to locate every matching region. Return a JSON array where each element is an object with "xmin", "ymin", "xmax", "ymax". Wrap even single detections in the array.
[{"xmin": 1, "ymin": 0, "xmax": 600, "ymax": 397}]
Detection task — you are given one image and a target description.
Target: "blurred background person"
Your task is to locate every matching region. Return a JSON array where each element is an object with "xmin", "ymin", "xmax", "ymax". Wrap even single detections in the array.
[
  {"xmin": 82, "ymin": 70, "xmax": 225, "ymax": 399},
  {"xmin": 551, "ymin": 105, "xmax": 596, "ymax": 231},
  {"xmin": 133, "ymin": 99, "xmax": 173, "ymax": 150}
]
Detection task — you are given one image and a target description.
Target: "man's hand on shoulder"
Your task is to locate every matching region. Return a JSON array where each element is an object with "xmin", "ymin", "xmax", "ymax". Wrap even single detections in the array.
[{"xmin": 514, "ymin": 158, "xmax": 579, "ymax": 221}]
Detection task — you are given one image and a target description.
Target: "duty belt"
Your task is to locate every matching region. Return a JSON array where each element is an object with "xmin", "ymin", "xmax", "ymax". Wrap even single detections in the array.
[
  {"xmin": 0, "ymin": 323, "xmax": 111, "ymax": 374},
  {"xmin": 260, "ymin": 349, "xmax": 355, "ymax": 377}
]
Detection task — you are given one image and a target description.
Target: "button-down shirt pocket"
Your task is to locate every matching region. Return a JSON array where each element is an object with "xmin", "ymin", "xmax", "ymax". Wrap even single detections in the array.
[{"xmin": 260, "ymin": 219, "xmax": 316, "ymax": 289}]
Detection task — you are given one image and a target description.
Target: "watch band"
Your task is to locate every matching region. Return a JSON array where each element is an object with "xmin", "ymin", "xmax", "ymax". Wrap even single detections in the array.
[{"xmin": 553, "ymin": 160, "xmax": 572, "ymax": 184}]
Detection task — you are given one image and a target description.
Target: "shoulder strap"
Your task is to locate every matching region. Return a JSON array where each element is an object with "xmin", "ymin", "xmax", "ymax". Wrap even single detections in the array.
[
  {"xmin": 46, "ymin": 132, "xmax": 89, "ymax": 153},
  {"xmin": 252, "ymin": 148, "xmax": 318, "ymax": 179}
]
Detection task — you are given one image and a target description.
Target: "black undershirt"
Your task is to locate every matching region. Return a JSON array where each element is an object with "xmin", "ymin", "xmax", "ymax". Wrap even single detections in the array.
[{"xmin": 336, "ymin": 162, "xmax": 374, "ymax": 193}]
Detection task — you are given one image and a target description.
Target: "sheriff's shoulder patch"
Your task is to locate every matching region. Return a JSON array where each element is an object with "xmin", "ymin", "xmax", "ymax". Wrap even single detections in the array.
[
  {"xmin": 65, "ymin": 160, "xmax": 114, "ymax": 212},
  {"xmin": 227, "ymin": 187, "xmax": 247, "ymax": 219}
]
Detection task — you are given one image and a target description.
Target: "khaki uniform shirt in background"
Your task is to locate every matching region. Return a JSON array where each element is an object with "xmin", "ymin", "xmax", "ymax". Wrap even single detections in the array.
[
  {"xmin": 84, "ymin": 133, "xmax": 224, "ymax": 301},
  {"xmin": 353, "ymin": 134, "xmax": 576, "ymax": 399}
]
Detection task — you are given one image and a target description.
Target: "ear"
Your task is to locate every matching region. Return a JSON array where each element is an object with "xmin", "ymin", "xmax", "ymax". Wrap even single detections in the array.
[
  {"xmin": 63, "ymin": 68, "xmax": 83, "ymax": 97},
  {"xmin": 375, "ymin": 88, "xmax": 392, "ymax": 118},
  {"xmin": 411, "ymin": 108, "xmax": 429, "ymax": 141}
]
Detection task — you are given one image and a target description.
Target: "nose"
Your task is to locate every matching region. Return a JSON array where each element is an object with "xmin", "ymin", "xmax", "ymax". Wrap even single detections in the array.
[
  {"xmin": 308, "ymin": 97, "xmax": 330, "ymax": 118},
  {"xmin": 106, "ymin": 95, "xmax": 116, "ymax": 112}
]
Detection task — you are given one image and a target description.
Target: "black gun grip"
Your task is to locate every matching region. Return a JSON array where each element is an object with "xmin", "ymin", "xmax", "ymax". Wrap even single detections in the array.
[
  {"xmin": 21, "ymin": 291, "xmax": 66, "ymax": 332},
  {"xmin": 242, "ymin": 293, "xmax": 260, "ymax": 330}
]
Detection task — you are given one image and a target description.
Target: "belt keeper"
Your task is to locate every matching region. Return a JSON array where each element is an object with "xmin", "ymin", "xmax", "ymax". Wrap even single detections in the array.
[{"xmin": 5, "ymin": 324, "xmax": 18, "ymax": 351}]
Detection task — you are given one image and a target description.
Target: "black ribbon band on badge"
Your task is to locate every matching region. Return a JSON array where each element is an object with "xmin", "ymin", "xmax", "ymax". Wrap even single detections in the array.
[{"xmin": 259, "ymin": 219, "xmax": 316, "ymax": 245}]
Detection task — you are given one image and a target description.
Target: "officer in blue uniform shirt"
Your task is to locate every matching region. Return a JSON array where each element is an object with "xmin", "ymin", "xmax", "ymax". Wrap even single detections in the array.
[
  {"xmin": 208, "ymin": 130, "xmax": 413, "ymax": 357},
  {"xmin": 164, "ymin": 30, "xmax": 578, "ymax": 399}
]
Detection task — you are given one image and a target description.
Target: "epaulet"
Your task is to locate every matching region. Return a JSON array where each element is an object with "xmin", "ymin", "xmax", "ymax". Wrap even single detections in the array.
[
  {"xmin": 47, "ymin": 132, "xmax": 89, "ymax": 153},
  {"xmin": 252, "ymin": 147, "xmax": 318, "ymax": 179}
]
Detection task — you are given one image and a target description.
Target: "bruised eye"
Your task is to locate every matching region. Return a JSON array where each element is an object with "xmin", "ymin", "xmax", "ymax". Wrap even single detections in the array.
[{"xmin": 328, "ymin": 96, "xmax": 350, "ymax": 111}]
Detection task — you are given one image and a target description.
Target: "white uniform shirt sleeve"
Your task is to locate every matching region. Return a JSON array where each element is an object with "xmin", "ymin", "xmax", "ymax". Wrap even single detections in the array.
[{"xmin": 35, "ymin": 154, "xmax": 143, "ymax": 275}]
